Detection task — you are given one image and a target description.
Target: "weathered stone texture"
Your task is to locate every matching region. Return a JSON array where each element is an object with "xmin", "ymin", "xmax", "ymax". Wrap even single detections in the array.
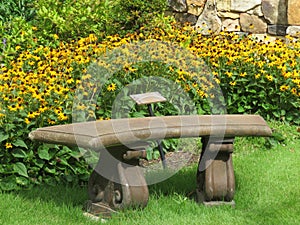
[
  {"xmin": 216, "ymin": 0, "xmax": 231, "ymax": 12},
  {"xmin": 268, "ymin": 25, "xmax": 288, "ymax": 35},
  {"xmin": 240, "ymin": 13, "xmax": 267, "ymax": 33},
  {"xmin": 250, "ymin": 34, "xmax": 281, "ymax": 43},
  {"xmin": 168, "ymin": 0, "xmax": 187, "ymax": 12},
  {"xmin": 218, "ymin": 11, "xmax": 240, "ymax": 19},
  {"xmin": 262, "ymin": 0, "xmax": 287, "ymax": 25},
  {"xmin": 222, "ymin": 18, "xmax": 241, "ymax": 32},
  {"xmin": 195, "ymin": 0, "xmax": 222, "ymax": 35},
  {"xmin": 231, "ymin": 0, "xmax": 262, "ymax": 12},
  {"xmin": 248, "ymin": 5, "xmax": 264, "ymax": 17},
  {"xmin": 286, "ymin": 26, "xmax": 300, "ymax": 37},
  {"xmin": 187, "ymin": 0, "xmax": 207, "ymax": 16},
  {"xmin": 167, "ymin": 0, "xmax": 300, "ymax": 36},
  {"xmin": 287, "ymin": 0, "xmax": 300, "ymax": 25},
  {"xmin": 175, "ymin": 13, "xmax": 198, "ymax": 24}
]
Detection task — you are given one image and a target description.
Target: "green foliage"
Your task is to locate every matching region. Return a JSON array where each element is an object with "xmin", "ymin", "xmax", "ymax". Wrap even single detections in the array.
[
  {"xmin": 216, "ymin": 59, "xmax": 300, "ymax": 123},
  {"xmin": 0, "ymin": 141, "xmax": 90, "ymax": 191},
  {"xmin": 108, "ymin": 0, "xmax": 168, "ymax": 35},
  {"xmin": 0, "ymin": 16, "xmax": 37, "ymax": 64},
  {"xmin": 31, "ymin": 0, "xmax": 168, "ymax": 41},
  {"xmin": 0, "ymin": 0, "xmax": 36, "ymax": 22},
  {"xmin": 32, "ymin": 0, "xmax": 112, "ymax": 41}
]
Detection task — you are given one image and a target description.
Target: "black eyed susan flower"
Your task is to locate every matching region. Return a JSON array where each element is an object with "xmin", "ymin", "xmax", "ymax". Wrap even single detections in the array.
[
  {"xmin": 107, "ymin": 83, "xmax": 117, "ymax": 92},
  {"xmin": 5, "ymin": 142, "xmax": 13, "ymax": 149}
]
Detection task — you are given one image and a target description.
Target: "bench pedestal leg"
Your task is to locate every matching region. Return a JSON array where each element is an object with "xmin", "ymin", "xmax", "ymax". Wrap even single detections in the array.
[
  {"xmin": 86, "ymin": 146, "xmax": 149, "ymax": 217},
  {"xmin": 196, "ymin": 137, "xmax": 235, "ymax": 206}
]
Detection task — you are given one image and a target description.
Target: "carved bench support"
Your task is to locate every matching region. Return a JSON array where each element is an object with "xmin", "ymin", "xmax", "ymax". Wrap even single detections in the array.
[
  {"xmin": 196, "ymin": 137, "xmax": 235, "ymax": 206},
  {"xmin": 87, "ymin": 146, "xmax": 149, "ymax": 216}
]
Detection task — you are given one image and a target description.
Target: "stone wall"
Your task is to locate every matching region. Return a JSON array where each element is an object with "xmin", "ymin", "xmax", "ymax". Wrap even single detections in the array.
[{"xmin": 167, "ymin": 0, "xmax": 300, "ymax": 37}]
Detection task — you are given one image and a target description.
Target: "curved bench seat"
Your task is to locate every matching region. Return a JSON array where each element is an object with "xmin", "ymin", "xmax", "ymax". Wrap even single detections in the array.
[{"xmin": 29, "ymin": 114, "xmax": 272, "ymax": 151}]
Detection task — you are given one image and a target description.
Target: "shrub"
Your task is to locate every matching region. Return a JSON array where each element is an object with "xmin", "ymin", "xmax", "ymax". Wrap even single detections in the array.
[
  {"xmin": 0, "ymin": 16, "xmax": 38, "ymax": 65},
  {"xmin": 32, "ymin": 0, "xmax": 110, "ymax": 41},
  {"xmin": 0, "ymin": 0, "xmax": 36, "ymax": 22},
  {"xmin": 108, "ymin": 0, "xmax": 168, "ymax": 35},
  {"xmin": 31, "ymin": 0, "xmax": 168, "ymax": 41}
]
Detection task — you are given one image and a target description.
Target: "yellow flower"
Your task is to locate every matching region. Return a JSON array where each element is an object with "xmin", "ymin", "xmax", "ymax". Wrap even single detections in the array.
[
  {"xmin": 67, "ymin": 78, "xmax": 74, "ymax": 84},
  {"xmin": 53, "ymin": 34, "xmax": 59, "ymax": 40},
  {"xmin": 7, "ymin": 104, "xmax": 18, "ymax": 111},
  {"xmin": 225, "ymin": 71, "xmax": 233, "ymax": 78},
  {"xmin": 240, "ymin": 72, "xmax": 247, "ymax": 77},
  {"xmin": 280, "ymin": 85, "xmax": 289, "ymax": 92},
  {"xmin": 28, "ymin": 61, "xmax": 35, "ymax": 66},
  {"xmin": 58, "ymin": 112, "xmax": 68, "ymax": 121},
  {"xmin": 123, "ymin": 64, "xmax": 137, "ymax": 72},
  {"xmin": 5, "ymin": 143, "xmax": 13, "ymax": 149},
  {"xmin": 107, "ymin": 83, "xmax": 117, "ymax": 92},
  {"xmin": 265, "ymin": 75, "xmax": 273, "ymax": 81},
  {"xmin": 27, "ymin": 111, "xmax": 40, "ymax": 119},
  {"xmin": 38, "ymin": 105, "xmax": 48, "ymax": 113},
  {"xmin": 82, "ymin": 74, "xmax": 92, "ymax": 80},
  {"xmin": 24, "ymin": 118, "xmax": 31, "ymax": 124},
  {"xmin": 197, "ymin": 89, "xmax": 206, "ymax": 98},
  {"xmin": 47, "ymin": 119, "xmax": 56, "ymax": 125},
  {"xmin": 230, "ymin": 81, "xmax": 236, "ymax": 86},
  {"xmin": 76, "ymin": 104, "xmax": 87, "ymax": 110},
  {"xmin": 291, "ymin": 88, "xmax": 297, "ymax": 95},
  {"xmin": 214, "ymin": 77, "xmax": 220, "ymax": 84},
  {"xmin": 184, "ymin": 84, "xmax": 191, "ymax": 92}
]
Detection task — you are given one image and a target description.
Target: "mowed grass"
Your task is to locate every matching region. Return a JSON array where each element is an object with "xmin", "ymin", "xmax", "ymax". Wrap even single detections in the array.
[{"xmin": 0, "ymin": 121, "xmax": 299, "ymax": 225}]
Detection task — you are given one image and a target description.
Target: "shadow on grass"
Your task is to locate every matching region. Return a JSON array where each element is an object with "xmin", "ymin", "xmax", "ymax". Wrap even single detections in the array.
[
  {"xmin": 148, "ymin": 164, "xmax": 198, "ymax": 197},
  {"xmin": 14, "ymin": 182, "xmax": 89, "ymax": 208},
  {"xmin": 12, "ymin": 163, "xmax": 199, "ymax": 210}
]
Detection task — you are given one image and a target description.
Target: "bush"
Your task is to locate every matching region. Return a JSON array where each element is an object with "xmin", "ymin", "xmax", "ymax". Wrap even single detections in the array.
[
  {"xmin": 31, "ymin": 0, "xmax": 168, "ymax": 41},
  {"xmin": 108, "ymin": 0, "xmax": 168, "ymax": 35},
  {"xmin": 32, "ymin": 0, "xmax": 110, "ymax": 41},
  {"xmin": 0, "ymin": 0, "xmax": 36, "ymax": 22}
]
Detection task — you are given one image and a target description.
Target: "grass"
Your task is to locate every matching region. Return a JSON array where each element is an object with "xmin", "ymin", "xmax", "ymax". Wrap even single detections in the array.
[{"xmin": 0, "ymin": 121, "xmax": 299, "ymax": 225}]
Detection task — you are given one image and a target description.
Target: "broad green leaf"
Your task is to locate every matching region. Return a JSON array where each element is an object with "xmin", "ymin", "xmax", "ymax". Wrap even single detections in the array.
[
  {"xmin": 238, "ymin": 106, "xmax": 245, "ymax": 113},
  {"xmin": 0, "ymin": 133, "xmax": 9, "ymax": 142},
  {"xmin": 13, "ymin": 162, "xmax": 28, "ymax": 178},
  {"xmin": 6, "ymin": 123, "xmax": 16, "ymax": 131},
  {"xmin": 12, "ymin": 149, "xmax": 27, "ymax": 158},
  {"xmin": 12, "ymin": 139, "xmax": 28, "ymax": 149},
  {"xmin": 38, "ymin": 147, "xmax": 51, "ymax": 160},
  {"xmin": 0, "ymin": 176, "xmax": 19, "ymax": 191},
  {"xmin": 16, "ymin": 176, "xmax": 29, "ymax": 186},
  {"xmin": 272, "ymin": 111, "xmax": 280, "ymax": 118},
  {"xmin": 45, "ymin": 167, "xmax": 56, "ymax": 174},
  {"xmin": 35, "ymin": 159, "xmax": 45, "ymax": 168}
]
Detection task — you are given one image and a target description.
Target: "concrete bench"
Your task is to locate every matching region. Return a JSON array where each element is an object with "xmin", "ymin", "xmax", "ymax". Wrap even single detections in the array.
[{"xmin": 29, "ymin": 114, "xmax": 272, "ymax": 216}]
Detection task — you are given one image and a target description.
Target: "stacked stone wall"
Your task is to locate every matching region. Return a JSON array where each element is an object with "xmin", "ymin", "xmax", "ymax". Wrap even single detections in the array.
[{"xmin": 167, "ymin": 0, "xmax": 300, "ymax": 37}]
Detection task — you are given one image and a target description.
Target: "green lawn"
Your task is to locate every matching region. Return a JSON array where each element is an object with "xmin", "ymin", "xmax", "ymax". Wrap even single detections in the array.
[{"xmin": 0, "ymin": 121, "xmax": 299, "ymax": 225}]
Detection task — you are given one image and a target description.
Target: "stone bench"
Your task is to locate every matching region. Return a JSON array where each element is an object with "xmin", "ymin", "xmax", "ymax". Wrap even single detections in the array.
[{"xmin": 29, "ymin": 114, "xmax": 272, "ymax": 216}]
